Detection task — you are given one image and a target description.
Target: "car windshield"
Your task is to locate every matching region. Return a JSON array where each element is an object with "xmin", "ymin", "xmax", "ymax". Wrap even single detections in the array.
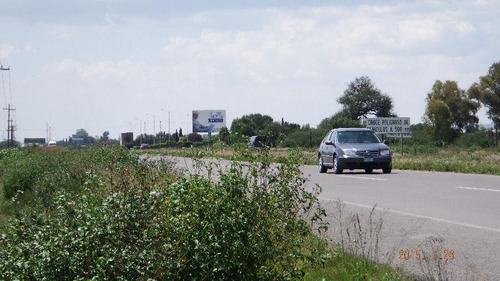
[{"xmin": 337, "ymin": 131, "xmax": 380, "ymax": 144}]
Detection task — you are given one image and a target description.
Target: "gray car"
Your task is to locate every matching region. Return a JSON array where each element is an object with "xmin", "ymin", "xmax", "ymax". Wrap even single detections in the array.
[{"xmin": 318, "ymin": 128, "xmax": 392, "ymax": 174}]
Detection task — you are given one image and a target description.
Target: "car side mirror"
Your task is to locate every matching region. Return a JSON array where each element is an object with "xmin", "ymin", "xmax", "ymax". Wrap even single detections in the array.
[{"xmin": 382, "ymin": 140, "xmax": 389, "ymax": 145}]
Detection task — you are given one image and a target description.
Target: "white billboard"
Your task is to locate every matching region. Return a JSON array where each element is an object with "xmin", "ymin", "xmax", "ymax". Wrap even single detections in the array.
[
  {"xmin": 192, "ymin": 110, "xmax": 226, "ymax": 133},
  {"xmin": 362, "ymin": 117, "xmax": 412, "ymax": 138}
]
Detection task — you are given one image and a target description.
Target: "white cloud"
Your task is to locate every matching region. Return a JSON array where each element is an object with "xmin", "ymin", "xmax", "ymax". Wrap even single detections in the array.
[
  {"xmin": 191, "ymin": 13, "xmax": 208, "ymax": 24},
  {"xmin": 159, "ymin": 3, "xmax": 490, "ymax": 88},
  {"xmin": 455, "ymin": 20, "xmax": 475, "ymax": 34},
  {"xmin": 23, "ymin": 43, "xmax": 32, "ymax": 52},
  {"xmin": 0, "ymin": 44, "xmax": 15, "ymax": 59},
  {"xmin": 49, "ymin": 24, "xmax": 80, "ymax": 39}
]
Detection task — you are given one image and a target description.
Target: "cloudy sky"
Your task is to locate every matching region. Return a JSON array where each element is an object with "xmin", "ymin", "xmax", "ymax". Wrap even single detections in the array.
[{"xmin": 1, "ymin": 0, "xmax": 499, "ymax": 141}]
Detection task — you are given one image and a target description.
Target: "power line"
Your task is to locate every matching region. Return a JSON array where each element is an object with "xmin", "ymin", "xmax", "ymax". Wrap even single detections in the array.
[
  {"xmin": 8, "ymin": 68, "xmax": 13, "ymax": 105},
  {"xmin": 0, "ymin": 62, "xmax": 9, "ymax": 108}
]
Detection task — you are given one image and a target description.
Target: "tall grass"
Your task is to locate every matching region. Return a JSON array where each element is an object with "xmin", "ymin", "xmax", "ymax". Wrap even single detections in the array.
[{"xmin": 393, "ymin": 146, "xmax": 500, "ymax": 175}]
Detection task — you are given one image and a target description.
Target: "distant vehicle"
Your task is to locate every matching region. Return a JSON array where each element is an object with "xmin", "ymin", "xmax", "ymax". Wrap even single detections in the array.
[
  {"xmin": 47, "ymin": 140, "xmax": 57, "ymax": 147},
  {"xmin": 140, "ymin": 143, "xmax": 150, "ymax": 150},
  {"xmin": 318, "ymin": 128, "xmax": 392, "ymax": 174},
  {"xmin": 120, "ymin": 132, "xmax": 134, "ymax": 149},
  {"xmin": 248, "ymin": 135, "xmax": 269, "ymax": 148}
]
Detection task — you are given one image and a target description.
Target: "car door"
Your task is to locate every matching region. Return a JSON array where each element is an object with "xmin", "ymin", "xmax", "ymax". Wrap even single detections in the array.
[
  {"xmin": 324, "ymin": 131, "xmax": 336, "ymax": 165},
  {"xmin": 319, "ymin": 132, "xmax": 331, "ymax": 165}
]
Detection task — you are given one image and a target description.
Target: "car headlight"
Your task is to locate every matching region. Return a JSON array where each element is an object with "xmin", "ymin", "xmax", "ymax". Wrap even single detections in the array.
[
  {"xmin": 380, "ymin": 149, "xmax": 390, "ymax": 156},
  {"xmin": 343, "ymin": 149, "xmax": 356, "ymax": 156}
]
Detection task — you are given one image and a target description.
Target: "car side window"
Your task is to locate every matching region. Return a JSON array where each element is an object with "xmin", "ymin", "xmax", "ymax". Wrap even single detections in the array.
[
  {"xmin": 329, "ymin": 132, "xmax": 336, "ymax": 143},
  {"xmin": 326, "ymin": 132, "xmax": 333, "ymax": 143}
]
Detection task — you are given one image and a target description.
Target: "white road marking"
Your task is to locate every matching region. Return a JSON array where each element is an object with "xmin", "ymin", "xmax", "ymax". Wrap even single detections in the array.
[
  {"xmin": 337, "ymin": 175, "xmax": 388, "ymax": 181},
  {"xmin": 456, "ymin": 186, "xmax": 499, "ymax": 193},
  {"xmin": 319, "ymin": 197, "xmax": 500, "ymax": 234}
]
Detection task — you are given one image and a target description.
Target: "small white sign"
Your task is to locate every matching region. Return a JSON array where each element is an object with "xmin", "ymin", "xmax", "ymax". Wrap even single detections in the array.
[{"xmin": 362, "ymin": 117, "xmax": 411, "ymax": 138}]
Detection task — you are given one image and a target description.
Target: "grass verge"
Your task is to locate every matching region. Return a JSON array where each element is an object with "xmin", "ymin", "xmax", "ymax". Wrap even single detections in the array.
[
  {"xmin": 304, "ymin": 251, "xmax": 411, "ymax": 281},
  {"xmin": 392, "ymin": 147, "xmax": 500, "ymax": 175},
  {"xmin": 147, "ymin": 145, "xmax": 500, "ymax": 175}
]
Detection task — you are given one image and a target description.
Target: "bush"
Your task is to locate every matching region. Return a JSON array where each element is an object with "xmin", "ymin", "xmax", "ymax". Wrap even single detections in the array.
[
  {"xmin": 0, "ymin": 147, "xmax": 147, "ymax": 213},
  {"xmin": 187, "ymin": 133, "xmax": 203, "ymax": 142},
  {"xmin": 0, "ymin": 147, "xmax": 326, "ymax": 280},
  {"xmin": 0, "ymin": 149, "xmax": 44, "ymax": 199},
  {"xmin": 454, "ymin": 130, "xmax": 496, "ymax": 148}
]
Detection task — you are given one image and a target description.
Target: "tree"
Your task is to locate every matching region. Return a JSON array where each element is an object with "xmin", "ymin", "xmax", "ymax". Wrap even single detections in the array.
[
  {"xmin": 424, "ymin": 99, "xmax": 453, "ymax": 143},
  {"xmin": 230, "ymin": 117, "xmax": 257, "ymax": 136},
  {"xmin": 101, "ymin": 131, "xmax": 110, "ymax": 142},
  {"xmin": 75, "ymin": 129, "xmax": 95, "ymax": 145},
  {"xmin": 173, "ymin": 130, "xmax": 179, "ymax": 142},
  {"xmin": 317, "ymin": 111, "xmax": 361, "ymax": 133},
  {"xmin": 218, "ymin": 127, "xmax": 230, "ymax": 144},
  {"xmin": 230, "ymin": 114, "xmax": 274, "ymax": 136},
  {"xmin": 338, "ymin": 76, "xmax": 395, "ymax": 120},
  {"xmin": 76, "ymin": 128, "xmax": 89, "ymax": 138},
  {"xmin": 427, "ymin": 80, "xmax": 480, "ymax": 133},
  {"xmin": 469, "ymin": 61, "xmax": 500, "ymax": 143},
  {"xmin": 187, "ymin": 133, "xmax": 203, "ymax": 142}
]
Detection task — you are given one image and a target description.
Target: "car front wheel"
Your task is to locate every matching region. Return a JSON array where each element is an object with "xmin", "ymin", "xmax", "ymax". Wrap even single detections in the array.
[
  {"xmin": 383, "ymin": 164, "xmax": 392, "ymax": 174},
  {"xmin": 332, "ymin": 155, "xmax": 343, "ymax": 174}
]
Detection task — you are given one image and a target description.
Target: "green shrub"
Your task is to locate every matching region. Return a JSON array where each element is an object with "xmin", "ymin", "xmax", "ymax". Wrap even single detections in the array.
[
  {"xmin": 187, "ymin": 133, "xmax": 203, "ymax": 142},
  {"xmin": 0, "ymin": 147, "xmax": 326, "ymax": 280},
  {"xmin": 454, "ymin": 131, "xmax": 496, "ymax": 148},
  {"xmin": 0, "ymin": 147, "xmax": 148, "ymax": 213},
  {"xmin": 0, "ymin": 150, "xmax": 44, "ymax": 199}
]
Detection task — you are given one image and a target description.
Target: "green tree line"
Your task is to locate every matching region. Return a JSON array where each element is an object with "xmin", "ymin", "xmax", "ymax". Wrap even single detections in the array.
[
  {"xmin": 228, "ymin": 61, "xmax": 499, "ymax": 148},
  {"xmin": 12, "ymin": 61, "xmax": 495, "ymax": 150}
]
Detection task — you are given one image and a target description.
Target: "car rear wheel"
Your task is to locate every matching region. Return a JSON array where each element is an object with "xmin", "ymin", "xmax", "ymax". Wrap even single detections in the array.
[
  {"xmin": 319, "ymin": 156, "xmax": 327, "ymax": 173},
  {"xmin": 332, "ymin": 155, "xmax": 343, "ymax": 174}
]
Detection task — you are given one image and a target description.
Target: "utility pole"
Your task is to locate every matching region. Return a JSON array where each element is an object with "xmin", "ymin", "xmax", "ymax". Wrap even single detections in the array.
[
  {"xmin": 161, "ymin": 109, "xmax": 170, "ymax": 140},
  {"xmin": 1, "ymin": 64, "xmax": 13, "ymax": 147},
  {"xmin": 3, "ymin": 104, "xmax": 16, "ymax": 147}
]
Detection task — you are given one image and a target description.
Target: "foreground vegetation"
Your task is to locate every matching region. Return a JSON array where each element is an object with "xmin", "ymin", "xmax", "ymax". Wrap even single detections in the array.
[{"xmin": 0, "ymin": 146, "xmax": 413, "ymax": 280}]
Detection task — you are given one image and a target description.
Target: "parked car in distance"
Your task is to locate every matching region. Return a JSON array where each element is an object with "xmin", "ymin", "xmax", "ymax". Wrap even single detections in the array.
[
  {"xmin": 248, "ymin": 135, "xmax": 269, "ymax": 148},
  {"xmin": 140, "ymin": 143, "xmax": 150, "ymax": 150},
  {"xmin": 318, "ymin": 128, "xmax": 392, "ymax": 174}
]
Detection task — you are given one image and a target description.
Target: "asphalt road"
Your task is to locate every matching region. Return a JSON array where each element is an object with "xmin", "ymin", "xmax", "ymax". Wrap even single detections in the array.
[
  {"xmin": 302, "ymin": 167, "xmax": 500, "ymax": 280},
  {"xmin": 160, "ymin": 156, "xmax": 499, "ymax": 280}
]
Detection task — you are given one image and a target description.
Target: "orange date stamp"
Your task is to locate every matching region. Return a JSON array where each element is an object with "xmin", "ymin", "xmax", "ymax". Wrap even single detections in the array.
[{"xmin": 399, "ymin": 249, "xmax": 456, "ymax": 261}]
